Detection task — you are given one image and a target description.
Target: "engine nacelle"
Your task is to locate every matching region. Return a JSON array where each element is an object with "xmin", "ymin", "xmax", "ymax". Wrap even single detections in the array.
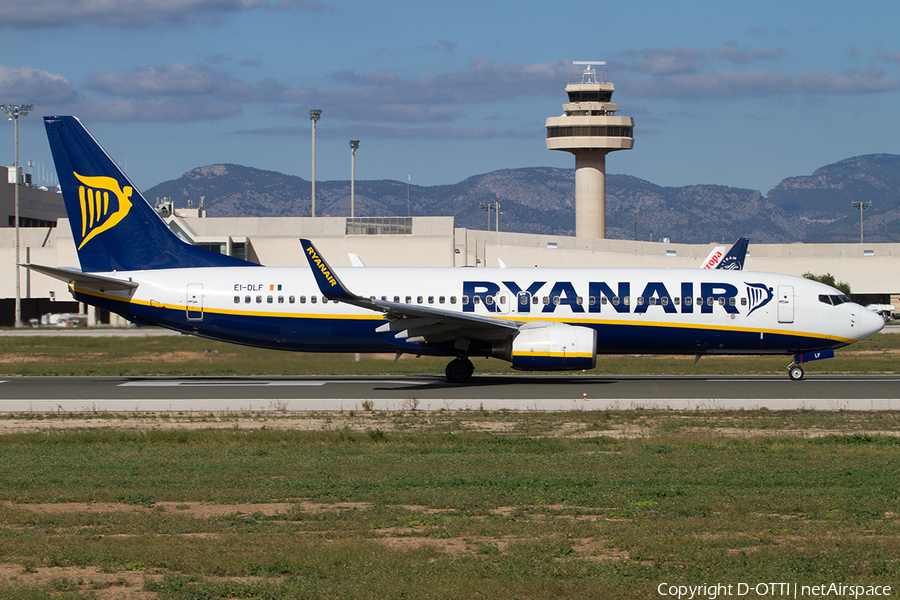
[{"xmin": 492, "ymin": 322, "xmax": 597, "ymax": 371}]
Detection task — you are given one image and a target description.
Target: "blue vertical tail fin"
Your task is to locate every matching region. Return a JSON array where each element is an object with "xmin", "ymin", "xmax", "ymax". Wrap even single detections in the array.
[
  {"xmin": 44, "ymin": 115, "xmax": 254, "ymax": 272},
  {"xmin": 717, "ymin": 238, "xmax": 749, "ymax": 270}
]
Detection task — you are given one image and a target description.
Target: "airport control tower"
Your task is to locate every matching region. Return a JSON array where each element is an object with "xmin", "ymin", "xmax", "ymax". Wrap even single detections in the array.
[{"xmin": 546, "ymin": 61, "xmax": 634, "ymax": 239}]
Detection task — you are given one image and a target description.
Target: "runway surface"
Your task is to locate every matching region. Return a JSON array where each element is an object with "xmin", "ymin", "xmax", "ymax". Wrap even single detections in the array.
[{"xmin": 2, "ymin": 375, "xmax": 899, "ymax": 412}]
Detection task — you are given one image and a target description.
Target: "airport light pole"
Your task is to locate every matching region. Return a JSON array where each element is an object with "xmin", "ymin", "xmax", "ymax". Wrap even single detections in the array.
[
  {"xmin": 480, "ymin": 202, "xmax": 495, "ymax": 231},
  {"xmin": 349, "ymin": 140, "xmax": 359, "ymax": 218},
  {"xmin": 309, "ymin": 109, "xmax": 321, "ymax": 218},
  {"xmin": 851, "ymin": 200, "xmax": 871, "ymax": 243},
  {"xmin": 494, "ymin": 198, "xmax": 501, "ymax": 234},
  {"xmin": 2, "ymin": 103, "xmax": 33, "ymax": 327}
]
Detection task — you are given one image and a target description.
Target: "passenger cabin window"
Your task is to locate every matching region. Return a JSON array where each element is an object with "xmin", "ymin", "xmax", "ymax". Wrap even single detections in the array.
[
  {"xmin": 289, "ymin": 296, "xmax": 296, "ymax": 304},
  {"xmin": 450, "ymin": 296, "xmax": 457, "ymax": 304},
  {"xmin": 234, "ymin": 296, "xmax": 240, "ymax": 304},
  {"xmin": 311, "ymin": 296, "xmax": 317, "ymax": 304},
  {"xmin": 244, "ymin": 295, "xmax": 251, "ymax": 304}
]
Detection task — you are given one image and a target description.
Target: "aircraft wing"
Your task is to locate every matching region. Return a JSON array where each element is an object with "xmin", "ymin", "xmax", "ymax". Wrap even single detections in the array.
[
  {"xmin": 300, "ymin": 239, "xmax": 519, "ymax": 346},
  {"xmin": 22, "ymin": 264, "xmax": 139, "ymax": 291}
]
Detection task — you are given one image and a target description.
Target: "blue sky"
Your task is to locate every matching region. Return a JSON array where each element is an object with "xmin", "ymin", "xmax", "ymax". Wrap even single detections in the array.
[{"xmin": 1, "ymin": 0, "xmax": 899, "ymax": 198}]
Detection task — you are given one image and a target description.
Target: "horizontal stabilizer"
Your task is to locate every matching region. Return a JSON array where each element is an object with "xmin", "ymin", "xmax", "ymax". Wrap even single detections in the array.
[{"xmin": 22, "ymin": 263, "xmax": 138, "ymax": 291}]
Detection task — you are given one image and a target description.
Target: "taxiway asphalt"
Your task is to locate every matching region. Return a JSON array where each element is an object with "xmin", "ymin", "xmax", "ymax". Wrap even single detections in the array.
[{"xmin": 2, "ymin": 374, "xmax": 899, "ymax": 412}]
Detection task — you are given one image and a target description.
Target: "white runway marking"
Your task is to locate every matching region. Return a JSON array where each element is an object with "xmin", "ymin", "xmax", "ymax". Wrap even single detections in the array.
[
  {"xmin": 119, "ymin": 379, "xmax": 429, "ymax": 387},
  {"xmin": 718, "ymin": 378, "xmax": 900, "ymax": 383}
]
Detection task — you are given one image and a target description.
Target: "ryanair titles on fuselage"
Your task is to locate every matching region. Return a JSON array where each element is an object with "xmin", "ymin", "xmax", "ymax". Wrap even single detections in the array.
[{"xmin": 462, "ymin": 280, "xmax": 774, "ymax": 316}]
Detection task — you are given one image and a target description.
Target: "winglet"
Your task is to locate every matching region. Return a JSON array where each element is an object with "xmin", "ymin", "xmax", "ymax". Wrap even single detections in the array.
[{"xmin": 300, "ymin": 239, "xmax": 357, "ymax": 302}]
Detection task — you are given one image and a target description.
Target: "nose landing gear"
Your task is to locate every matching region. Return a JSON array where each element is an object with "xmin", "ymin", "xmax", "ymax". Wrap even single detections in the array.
[{"xmin": 788, "ymin": 363, "xmax": 804, "ymax": 381}]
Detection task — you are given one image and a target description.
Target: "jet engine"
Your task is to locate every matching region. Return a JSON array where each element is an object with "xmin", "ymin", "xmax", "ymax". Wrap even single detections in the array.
[{"xmin": 492, "ymin": 322, "xmax": 597, "ymax": 371}]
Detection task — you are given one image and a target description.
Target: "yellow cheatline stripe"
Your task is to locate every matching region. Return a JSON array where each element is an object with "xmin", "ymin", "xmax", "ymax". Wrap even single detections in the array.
[
  {"xmin": 500, "ymin": 314, "xmax": 856, "ymax": 344},
  {"xmin": 512, "ymin": 351, "xmax": 594, "ymax": 358},
  {"xmin": 71, "ymin": 286, "xmax": 856, "ymax": 343}
]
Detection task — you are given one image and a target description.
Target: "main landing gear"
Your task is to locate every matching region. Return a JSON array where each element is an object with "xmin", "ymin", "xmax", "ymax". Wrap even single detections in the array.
[{"xmin": 445, "ymin": 357, "xmax": 475, "ymax": 384}]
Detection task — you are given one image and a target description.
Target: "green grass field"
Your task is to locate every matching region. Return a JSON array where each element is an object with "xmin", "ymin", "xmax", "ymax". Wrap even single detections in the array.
[{"xmin": 0, "ymin": 416, "xmax": 898, "ymax": 599}]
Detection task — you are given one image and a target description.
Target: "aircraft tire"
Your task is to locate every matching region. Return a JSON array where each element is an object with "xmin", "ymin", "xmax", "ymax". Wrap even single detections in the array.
[
  {"xmin": 788, "ymin": 366, "xmax": 804, "ymax": 381},
  {"xmin": 446, "ymin": 358, "xmax": 474, "ymax": 384}
]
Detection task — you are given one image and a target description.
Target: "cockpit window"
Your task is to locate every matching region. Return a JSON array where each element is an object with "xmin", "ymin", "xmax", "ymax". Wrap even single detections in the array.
[{"xmin": 821, "ymin": 294, "xmax": 851, "ymax": 306}]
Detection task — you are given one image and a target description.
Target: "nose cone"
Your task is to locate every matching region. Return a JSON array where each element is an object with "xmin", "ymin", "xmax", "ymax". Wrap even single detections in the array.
[{"xmin": 857, "ymin": 306, "xmax": 885, "ymax": 340}]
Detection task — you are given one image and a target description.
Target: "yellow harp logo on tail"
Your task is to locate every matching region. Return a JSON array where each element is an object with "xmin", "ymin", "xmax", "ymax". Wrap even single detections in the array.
[{"xmin": 73, "ymin": 172, "xmax": 133, "ymax": 250}]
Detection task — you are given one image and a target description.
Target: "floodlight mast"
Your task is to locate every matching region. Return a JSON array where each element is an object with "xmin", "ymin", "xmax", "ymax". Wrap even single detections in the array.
[
  {"xmin": 349, "ymin": 140, "xmax": 359, "ymax": 218},
  {"xmin": 851, "ymin": 200, "xmax": 871, "ymax": 244},
  {"xmin": 1, "ymin": 103, "xmax": 33, "ymax": 327},
  {"xmin": 309, "ymin": 109, "xmax": 321, "ymax": 218}
]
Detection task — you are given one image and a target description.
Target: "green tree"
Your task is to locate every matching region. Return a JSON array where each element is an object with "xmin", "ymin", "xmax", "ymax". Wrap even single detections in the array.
[{"xmin": 802, "ymin": 272, "xmax": 852, "ymax": 295}]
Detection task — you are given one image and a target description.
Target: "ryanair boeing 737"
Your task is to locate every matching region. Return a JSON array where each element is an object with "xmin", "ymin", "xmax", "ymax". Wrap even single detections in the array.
[{"xmin": 27, "ymin": 116, "xmax": 884, "ymax": 383}]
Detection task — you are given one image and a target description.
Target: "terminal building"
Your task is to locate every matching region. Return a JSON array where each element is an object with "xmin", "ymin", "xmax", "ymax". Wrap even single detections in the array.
[{"xmin": 1, "ymin": 189, "xmax": 898, "ymax": 326}]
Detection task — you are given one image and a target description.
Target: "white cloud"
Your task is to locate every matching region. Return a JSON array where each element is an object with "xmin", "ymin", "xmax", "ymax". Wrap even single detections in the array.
[
  {"xmin": 73, "ymin": 98, "xmax": 243, "ymax": 122},
  {"xmin": 87, "ymin": 63, "xmax": 255, "ymax": 98},
  {"xmin": 622, "ymin": 67, "xmax": 900, "ymax": 99},
  {"xmin": 616, "ymin": 44, "xmax": 783, "ymax": 75},
  {"xmin": 0, "ymin": 65, "xmax": 79, "ymax": 103},
  {"xmin": 0, "ymin": 0, "xmax": 331, "ymax": 29}
]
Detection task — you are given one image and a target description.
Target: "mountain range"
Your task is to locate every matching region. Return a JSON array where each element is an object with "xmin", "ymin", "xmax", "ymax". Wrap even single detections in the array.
[{"xmin": 144, "ymin": 154, "xmax": 900, "ymax": 244}]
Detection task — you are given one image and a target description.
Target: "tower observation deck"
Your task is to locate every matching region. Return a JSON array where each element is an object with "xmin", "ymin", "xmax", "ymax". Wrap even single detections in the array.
[{"xmin": 546, "ymin": 61, "xmax": 634, "ymax": 239}]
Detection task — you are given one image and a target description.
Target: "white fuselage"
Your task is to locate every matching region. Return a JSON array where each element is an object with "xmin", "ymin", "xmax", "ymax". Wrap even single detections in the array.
[{"xmin": 72, "ymin": 265, "xmax": 882, "ymax": 358}]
